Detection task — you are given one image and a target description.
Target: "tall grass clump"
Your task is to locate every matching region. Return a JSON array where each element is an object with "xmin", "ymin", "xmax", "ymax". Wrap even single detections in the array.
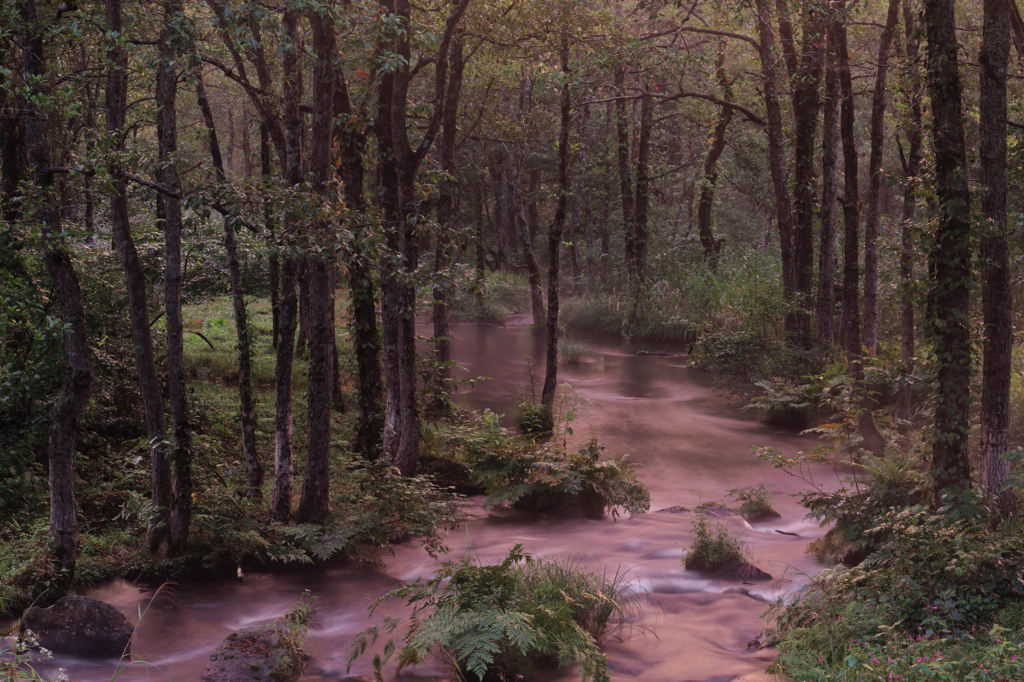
[
  {"xmin": 559, "ymin": 340, "xmax": 587, "ymax": 364},
  {"xmin": 684, "ymin": 512, "xmax": 745, "ymax": 571},
  {"xmin": 348, "ymin": 545, "xmax": 640, "ymax": 682}
]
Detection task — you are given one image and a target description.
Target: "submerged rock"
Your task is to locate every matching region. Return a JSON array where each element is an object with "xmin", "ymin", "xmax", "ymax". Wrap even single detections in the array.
[
  {"xmin": 706, "ymin": 560, "xmax": 773, "ymax": 582},
  {"xmin": 201, "ymin": 621, "xmax": 306, "ymax": 682},
  {"xmin": 23, "ymin": 595, "xmax": 133, "ymax": 658}
]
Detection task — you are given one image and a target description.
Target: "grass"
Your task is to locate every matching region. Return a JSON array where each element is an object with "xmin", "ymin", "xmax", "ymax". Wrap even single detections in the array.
[
  {"xmin": 684, "ymin": 512, "xmax": 746, "ymax": 571},
  {"xmin": 449, "ymin": 272, "xmax": 531, "ymax": 323},
  {"xmin": 728, "ymin": 484, "xmax": 780, "ymax": 522},
  {"xmin": 559, "ymin": 340, "xmax": 587, "ymax": 363}
]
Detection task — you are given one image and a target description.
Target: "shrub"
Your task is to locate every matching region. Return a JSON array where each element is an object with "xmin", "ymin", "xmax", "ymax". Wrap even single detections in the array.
[
  {"xmin": 513, "ymin": 398, "xmax": 554, "ymax": 435},
  {"xmin": 449, "ymin": 272, "xmax": 531, "ymax": 323},
  {"xmin": 729, "ymin": 484, "xmax": 779, "ymax": 522},
  {"xmin": 348, "ymin": 545, "xmax": 637, "ymax": 682},
  {"xmin": 767, "ymin": 511, "xmax": 1024, "ymax": 680},
  {"xmin": 684, "ymin": 512, "xmax": 745, "ymax": 571},
  {"xmin": 429, "ymin": 411, "xmax": 650, "ymax": 520}
]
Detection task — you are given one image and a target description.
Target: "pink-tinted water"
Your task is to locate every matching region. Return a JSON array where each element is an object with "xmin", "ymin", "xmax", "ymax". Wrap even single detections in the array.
[{"xmin": 37, "ymin": 320, "xmax": 834, "ymax": 682}]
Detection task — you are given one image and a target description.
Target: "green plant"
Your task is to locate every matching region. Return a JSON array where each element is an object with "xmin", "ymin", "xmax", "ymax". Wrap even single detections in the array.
[
  {"xmin": 0, "ymin": 631, "xmax": 65, "ymax": 682},
  {"xmin": 728, "ymin": 485, "xmax": 779, "ymax": 522},
  {"xmin": 559, "ymin": 341, "xmax": 587, "ymax": 364},
  {"xmin": 684, "ymin": 512, "xmax": 745, "ymax": 571},
  {"xmin": 269, "ymin": 591, "xmax": 316, "ymax": 681},
  {"xmin": 348, "ymin": 545, "xmax": 637, "ymax": 682}
]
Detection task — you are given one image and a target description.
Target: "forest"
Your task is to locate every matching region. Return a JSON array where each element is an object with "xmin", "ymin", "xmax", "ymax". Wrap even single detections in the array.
[{"xmin": 3, "ymin": 0, "xmax": 1024, "ymax": 679}]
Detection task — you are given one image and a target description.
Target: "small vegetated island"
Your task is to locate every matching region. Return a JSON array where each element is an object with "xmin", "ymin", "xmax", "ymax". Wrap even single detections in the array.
[{"xmin": 2, "ymin": 0, "xmax": 1023, "ymax": 679}]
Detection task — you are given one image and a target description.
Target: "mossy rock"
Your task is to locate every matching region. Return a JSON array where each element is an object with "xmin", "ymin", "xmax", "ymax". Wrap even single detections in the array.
[
  {"xmin": 763, "ymin": 403, "xmax": 810, "ymax": 430},
  {"xmin": 200, "ymin": 622, "xmax": 305, "ymax": 682},
  {"xmin": 514, "ymin": 487, "xmax": 605, "ymax": 520}
]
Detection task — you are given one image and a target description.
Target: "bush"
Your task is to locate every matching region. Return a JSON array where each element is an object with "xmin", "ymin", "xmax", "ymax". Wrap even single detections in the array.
[
  {"xmin": 729, "ymin": 484, "xmax": 779, "ymax": 522},
  {"xmin": 767, "ymin": 511, "xmax": 1024, "ymax": 680},
  {"xmin": 429, "ymin": 411, "xmax": 650, "ymax": 520},
  {"xmin": 449, "ymin": 272, "xmax": 531, "ymax": 323},
  {"xmin": 684, "ymin": 512, "xmax": 745, "ymax": 571},
  {"xmin": 348, "ymin": 545, "xmax": 637, "ymax": 682}
]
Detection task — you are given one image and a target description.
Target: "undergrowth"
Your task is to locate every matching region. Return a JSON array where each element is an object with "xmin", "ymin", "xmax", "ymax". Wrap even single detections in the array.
[
  {"xmin": 684, "ymin": 512, "xmax": 745, "ymax": 571},
  {"xmin": 348, "ymin": 544, "xmax": 639, "ymax": 682}
]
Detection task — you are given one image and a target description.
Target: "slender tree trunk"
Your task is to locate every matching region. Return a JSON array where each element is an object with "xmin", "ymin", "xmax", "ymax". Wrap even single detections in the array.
[
  {"xmin": 22, "ymin": 0, "xmax": 93, "ymax": 577},
  {"xmin": 895, "ymin": 0, "xmax": 923, "ymax": 424},
  {"xmin": 863, "ymin": 0, "xmax": 901, "ymax": 353},
  {"xmin": 513, "ymin": 157, "xmax": 546, "ymax": 334},
  {"xmin": 542, "ymin": 41, "xmax": 571, "ymax": 414},
  {"xmin": 924, "ymin": 0, "xmax": 974, "ymax": 501},
  {"xmin": 158, "ymin": 0, "xmax": 192, "ymax": 553},
  {"xmin": 262, "ymin": 125, "xmax": 280, "ymax": 349},
  {"xmin": 432, "ymin": 34, "xmax": 465, "ymax": 413},
  {"xmin": 335, "ymin": 69, "xmax": 383, "ymax": 460},
  {"xmin": 818, "ymin": 43, "xmax": 840, "ymax": 351},
  {"xmin": 297, "ymin": 10, "xmax": 336, "ymax": 522},
  {"xmin": 614, "ymin": 66, "xmax": 637, "ymax": 288},
  {"xmin": 697, "ymin": 55, "xmax": 733, "ymax": 270},
  {"xmin": 194, "ymin": 70, "xmax": 264, "ymax": 499},
  {"xmin": 105, "ymin": 0, "xmax": 171, "ymax": 549},
  {"xmin": 754, "ymin": 0, "xmax": 797, "ymax": 332},
  {"xmin": 791, "ymin": 9, "xmax": 825, "ymax": 349},
  {"xmin": 269, "ymin": 8, "xmax": 302, "ymax": 523},
  {"xmin": 979, "ymin": 0, "xmax": 1013, "ymax": 515},
  {"xmin": 629, "ymin": 91, "xmax": 652, "ymax": 326},
  {"xmin": 570, "ymin": 104, "xmax": 591, "ymax": 293},
  {"xmin": 832, "ymin": 5, "xmax": 887, "ymax": 459}
]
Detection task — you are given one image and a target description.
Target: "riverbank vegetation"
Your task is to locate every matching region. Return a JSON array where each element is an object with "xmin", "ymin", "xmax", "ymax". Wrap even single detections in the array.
[
  {"xmin": 348, "ymin": 544, "xmax": 638, "ymax": 682},
  {"xmin": 2, "ymin": 0, "xmax": 1023, "ymax": 678}
]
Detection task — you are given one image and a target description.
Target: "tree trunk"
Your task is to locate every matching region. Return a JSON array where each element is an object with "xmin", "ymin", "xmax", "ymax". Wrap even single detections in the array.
[
  {"xmin": 863, "ymin": 0, "xmax": 901, "ymax": 353},
  {"xmin": 296, "ymin": 9, "xmax": 336, "ymax": 522},
  {"xmin": 614, "ymin": 65, "xmax": 637, "ymax": 288},
  {"xmin": 335, "ymin": 68, "xmax": 384, "ymax": 461},
  {"xmin": 512, "ymin": 156, "xmax": 547, "ymax": 334},
  {"xmin": 817, "ymin": 42, "xmax": 840, "ymax": 351},
  {"xmin": 832, "ymin": 5, "xmax": 887, "ymax": 459},
  {"xmin": 895, "ymin": 0, "xmax": 923, "ymax": 424},
  {"xmin": 158, "ymin": 0, "xmax": 192, "ymax": 554},
  {"xmin": 542, "ymin": 41, "xmax": 571, "ymax": 414},
  {"xmin": 629, "ymin": 91, "xmax": 652, "ymax": 326},
  {"xmin": 753, "ymin": 0, "xmax": 797, "ymax": 333},
  {"xmin": 194, "ymin": 70, "xmax": 264, "ymax": 500},
  {"xmin": 923, "ymin": 0, "xmax": 974, "ymax": 501},
  {"xmin": 432, "ymin": 34, "xmax": 465, "ymax": 414},
  {"xmin": 105, "ymin": 0, "xmax": 172, "ymax": 549},
  {"xmin": 262, "ymin": 124, "xmax": 280, "ymax": 350},
  {"xmin": 269, "ymin": 8, "xmax": 302, "ymax": 523},
  {"xmin": 22, "ymin": 0, "xmax": 93, "ymax": 577},
  {"xmin": 790, "ymin": 7, "xmax": 825, "ymax": 349},
  {"xmin": 697, "ymin": 54, "xmax": 733, "ymax": 270},
  {"xmin": 979, "ymin": 0, "xmax": 1014, "ymax": 515}
]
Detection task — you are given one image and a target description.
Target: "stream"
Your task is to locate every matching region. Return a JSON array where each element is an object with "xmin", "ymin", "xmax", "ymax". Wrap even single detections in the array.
[{"xmin": 36, "ymin": 319, "xmax": 836, "ymax": 682}]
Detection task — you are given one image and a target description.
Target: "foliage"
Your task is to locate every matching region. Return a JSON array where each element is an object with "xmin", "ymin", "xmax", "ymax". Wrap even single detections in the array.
[
  {"xmin": 768, "ymin": 513, "xmax": 1024, "ymax": 681},
  {"xmin": 348, "ymin": 545, "xmax": 638, "ymax": 682},
  {"xmin": 0, "ymin": 630, "xmax": 66, "ymax": 682},
  {"xmin": 561, "ymin": 292, "xmax": 693, "ymax": 343},
  {"xmin": 728, "ymin": 484, "xmax": 779, "ymax": 521},
  {"xmin": 428, "ymin": 411, "xmax": 650, "ymax": 520},
  {"xmin": 270, "ymin": 591, "xmax": 317, "ymax": 681},
  {"xmin": 684, "ymin": 512, "xmax": 745, "ymax": 571},
  {"xmin": 449, "ymin": 272, "xmax": 532, "ymax": 323}
]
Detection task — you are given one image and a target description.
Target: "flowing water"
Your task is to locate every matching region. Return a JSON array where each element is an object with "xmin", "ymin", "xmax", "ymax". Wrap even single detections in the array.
[{"xmin": 35, "ymin": 319, "xmax": 837, "ymax": 682}]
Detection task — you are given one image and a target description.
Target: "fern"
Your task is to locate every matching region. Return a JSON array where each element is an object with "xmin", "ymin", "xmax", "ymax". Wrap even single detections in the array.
[{"xmin": 348, "ymin": 545, "xmax": 639, "ymax": 682}]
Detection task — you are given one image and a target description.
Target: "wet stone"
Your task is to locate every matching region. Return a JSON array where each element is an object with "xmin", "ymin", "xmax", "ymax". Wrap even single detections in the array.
[
  {"xmin": 201, "ymin": 622, "xmax": 304, "ymax": 682},
  {"xmin": 23, "ymin": 595, "xmax": 133, "ymax": 658}
]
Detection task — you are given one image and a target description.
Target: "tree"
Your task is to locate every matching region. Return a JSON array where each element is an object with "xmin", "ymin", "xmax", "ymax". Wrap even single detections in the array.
[
  {"xmin": 978, "ymin": 0, "xmax": 1013, "ymax": 514},
  {"xmin": 157, "ymin": 0, "xmax": 193, "ymax": 553},
  {"xmin": 105, "ymin": 0, "xmax": 172, "ymax": 549},
  {"xmin": 923, "ymin": 0, "xmax": 974, "ymax": 502}
]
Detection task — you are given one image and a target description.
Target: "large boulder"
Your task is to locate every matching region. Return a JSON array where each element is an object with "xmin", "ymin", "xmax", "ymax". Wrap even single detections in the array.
[
  {"xmin": 201, "ymin": 622, "xmax": 306, "ymax": 682},
  {"xmin": 23, "ymin": 596, "xmax": 133, "ymax": 658}
]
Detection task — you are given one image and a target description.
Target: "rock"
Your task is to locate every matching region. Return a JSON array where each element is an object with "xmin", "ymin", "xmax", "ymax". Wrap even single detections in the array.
[
  {"xmin": 656, "ymin": 505, "xmax": 690, "ymax": 514},
  {"xmin": 714, "ymin": 560, "xmax": 773, "ymax": 582},
  {"xmin": 201, "ymin": 622, "xmax": 305, "ymax": 682},
  {"xmin": 23, "ymin": 596, "xmax": 133, "ymax": 658}
]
